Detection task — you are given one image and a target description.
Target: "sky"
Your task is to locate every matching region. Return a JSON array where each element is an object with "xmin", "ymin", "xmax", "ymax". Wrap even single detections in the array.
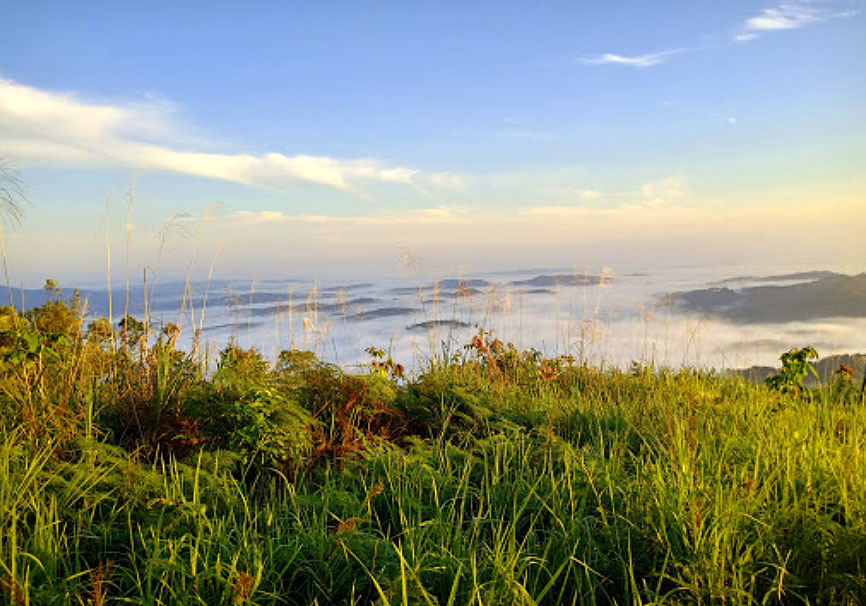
[{"xmin": 0, "ymin": 0, "xmax": 864, "ymax": 285}]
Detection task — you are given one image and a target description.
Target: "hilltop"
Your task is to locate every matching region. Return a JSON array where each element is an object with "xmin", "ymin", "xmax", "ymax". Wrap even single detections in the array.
[
  {"xmin": 671, "ymin": 272, "xmax": 866, "ymax": 323},
  {"xmin": 0, "ymin": 293, "xmax": 864, "ymax": 604}
]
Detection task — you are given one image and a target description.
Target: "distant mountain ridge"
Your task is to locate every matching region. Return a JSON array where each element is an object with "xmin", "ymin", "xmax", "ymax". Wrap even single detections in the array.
[
  {"xmin": 511, "ymin": 273, "xmax": 605, "ymax": 287},
  {"xmin": 713, "ymin": 271, "xmax": 841, "ymax": 285},
  {"xmin": 672, "ymin": 272, "xmax": 866, "ymax": 323}
]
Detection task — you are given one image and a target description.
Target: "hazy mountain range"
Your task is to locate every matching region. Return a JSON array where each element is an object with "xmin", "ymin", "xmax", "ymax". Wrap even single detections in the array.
[{"xmin": 671, "ymin": 272, "xmax": 866, "ymax": 323}]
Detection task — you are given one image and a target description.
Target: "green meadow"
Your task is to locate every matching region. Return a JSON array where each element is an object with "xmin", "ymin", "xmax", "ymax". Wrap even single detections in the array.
[{"xmin": 1, "ymin": 289, "xmax": 864, "ymax": 605}]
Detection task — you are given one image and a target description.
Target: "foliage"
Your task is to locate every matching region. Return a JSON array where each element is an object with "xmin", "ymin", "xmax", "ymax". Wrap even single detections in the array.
[
  {"xmin": 830, "ymin": 363, "xmax": 860, "ymax": 405},
  {"xmin": 222, "ymin": 387, "xmax": 313, "ymax": 467},
  {"xmin": 290, "ymin": 360, "xmax": 403, "ymax": 463},
  {"xmin": 765, "ymin": 345, "xmax": 820, "ymax": 398},
  {"xmin": 0, "ymin": 296, "xmax": 864, "ymax": 605},
  {"xmin": 366, "ymin": 345, "xmax": 405, "ymax": 381}
]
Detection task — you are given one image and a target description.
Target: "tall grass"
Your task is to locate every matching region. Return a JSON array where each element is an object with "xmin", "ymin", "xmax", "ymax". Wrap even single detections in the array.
[
  {"xmin": 0, "ymin": 300, "xmax": 864, "ymax": 605},
  {"xmin": 0, "ymin": 205, "xmax": 863, "ymax": 603},
  {"xmin": 0, "ymin": 161, "xmax": 25, "ymax": 314}
]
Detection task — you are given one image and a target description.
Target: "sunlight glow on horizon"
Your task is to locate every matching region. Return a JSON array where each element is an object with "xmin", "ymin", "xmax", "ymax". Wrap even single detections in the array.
[{"xmin": 0, "ymin": 0, "xmax": 863, "ymax": 283}]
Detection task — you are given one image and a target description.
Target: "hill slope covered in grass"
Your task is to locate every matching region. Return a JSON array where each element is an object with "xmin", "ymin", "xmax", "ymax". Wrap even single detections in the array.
[{"xmin": 1, "ymin": 295, "xmax": 864, "ymax": 605}]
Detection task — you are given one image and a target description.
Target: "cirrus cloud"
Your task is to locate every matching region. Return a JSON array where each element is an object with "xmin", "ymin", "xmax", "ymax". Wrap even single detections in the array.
[
  {"xmin": 735, "ymin": 1, "xmax": 857, "ymax": 41},
  {"xmin": 579, "ymin": 1, "xmax": 855, "ymax": 69},
  {"xmin": 579, "ymin": 49, "xmax": 686, "ymax": 68}
]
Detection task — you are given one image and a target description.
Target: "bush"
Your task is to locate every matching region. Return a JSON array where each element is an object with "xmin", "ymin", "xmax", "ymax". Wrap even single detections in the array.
[
  {"xmin": 766, "ymin": 346, "xmax": 819, "ymax": 399},
  {"xmin": 222, "ymin": 386, "xmax": 314, "ymax": 467}
]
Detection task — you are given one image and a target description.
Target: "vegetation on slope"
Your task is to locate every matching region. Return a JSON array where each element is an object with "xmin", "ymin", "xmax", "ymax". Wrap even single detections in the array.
[{"xmin": 0, "ymin": 286, "xmax": 864, "ymax": 605}]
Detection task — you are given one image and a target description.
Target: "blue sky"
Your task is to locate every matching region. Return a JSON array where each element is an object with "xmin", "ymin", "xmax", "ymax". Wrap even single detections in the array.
[{"xmin": 0, "ymin": 1, "xmax": 864, "ymax": 283}]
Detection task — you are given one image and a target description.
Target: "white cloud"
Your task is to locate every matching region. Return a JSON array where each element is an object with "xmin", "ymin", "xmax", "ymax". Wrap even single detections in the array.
[
  {"xmin": 735, "ymin": 1, "xmax": 856, "ymax": 41},
  {"xmin": 542, "ymin": 176, "xmax": 688, "ymax": 213},
  {"xmin": 520, "ymin": 202, "xmax": 697, "ymax": 221},
  {"xmin": 425, "ymin": 172, "xmax": 466, "ymax": 190},
  {"xmin": 579, "ymin": 2, "xmax": 855, "ymax": 69},
  {"xmin": 222, "ymin": 177, "xmax": 691, "ymax": 235},
  {"xmin": 230, "ymin": 210, "xmax": 294, "ymax": 224},
  {"xmin": 376, "ymin": 167, "xmax": 420, "ymax": 184},
  {"xmin": 0, "ymin": 77, "xmax": 419, "ymax": 193},
  {"xmin": 576, "ymin": 189, "xmax": 602, "ymax": 200},
  {"xmin": 580, "ymin": 49, "xmax": 685, "ymax": 68},
  {"xmin": 640, "ymin": 175, "xmax": 686, "ymax": 205},
  {"xmin": 226, "ymin": 191, "xmax": 863, "ymax": 262},
  {"xmin": 226, "ymin": 205, "xmax": 471, "ymax": 227}
]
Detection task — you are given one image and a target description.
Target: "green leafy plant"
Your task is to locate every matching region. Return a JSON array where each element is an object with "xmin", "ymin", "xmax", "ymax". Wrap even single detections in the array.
[
  {"xmin": 366, "ymin": 345, "xmax": 405, "ymax": 380},
  {"xmin": 2, "ymin": 325, "xmax": 67, "ymax": 368},
  {"xmin": 224, "ymin": 386, "xmax": 314, "ymax": 467},
  {"xmin": 765, "ymin": 345, "xmax": 819, "ymax": 398}
]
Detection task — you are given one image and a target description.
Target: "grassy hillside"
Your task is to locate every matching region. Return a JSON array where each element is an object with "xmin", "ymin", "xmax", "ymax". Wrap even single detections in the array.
[{"xmin": 0, "ymin": 292, "xmax": 864, "ymax": 605}]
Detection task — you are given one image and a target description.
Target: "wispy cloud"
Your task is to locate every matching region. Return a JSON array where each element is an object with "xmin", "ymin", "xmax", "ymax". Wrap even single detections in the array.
[
  {"xmin": 532, "ymin": 176, "xmax": 687, "ymax": 215},
  {"xmin": 580, "ymin": 2, "xmax": 855, "ymax": 68},
  {"xmin": 426, "ymin": 172, "xmax": 467, "ymax": 190},
  {"xmin": 226, "ymin": 205, "xmax": 471, "ymax": 226},
  {"xmin": 0, "ymin": 77, "xmax": 420, "ymax": 193},
  {"xmin": 576, "ymin": 189, "xmax": 602, "ymax": 200},
  {"xmin": 735, "ymin": 1, "xmax": 857, "ymax": 41},
  {"xmin": 112, "ymin": 179, "xmax": 864, "ymax": 273},
  {"xmin": 579, "ymin": 49, "xmax": 686, "ymax": 68},
  {"xmin": 711, "ymin": 108, "xmax": 738, "ymax": 126}
]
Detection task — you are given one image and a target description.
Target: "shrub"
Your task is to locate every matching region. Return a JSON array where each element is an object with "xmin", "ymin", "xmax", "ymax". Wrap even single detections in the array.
[
  {"xmin": 765, "ymin": 346, "xmax": 819, "ymax": 398},
  {"xmin": 284, "ymin": 357, "xmax": 404, "ymax": 463},
  {"xmin": 222, "ymin": 386, "xmax": 314, "ymax": 467}
]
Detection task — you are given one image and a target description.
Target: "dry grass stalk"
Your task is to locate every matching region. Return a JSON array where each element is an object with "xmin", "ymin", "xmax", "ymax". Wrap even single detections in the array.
[
  {"xmin": 0, "ymin": 160, "xmax": 25, "ymax": 313},
  {"xmin": 195, "ymin": 240, "xmax": 225, "ymax": 355},
  {"xmin": 122, "ymin": 172, "xmax": 145, "ymax": 349},
  {"xmin": 147, "ymin": 213, "xmax": 192, "ymax": 343},
  {"xmin": 178, "ymin": 202, "xmax": 221, "ymax": 335}
]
